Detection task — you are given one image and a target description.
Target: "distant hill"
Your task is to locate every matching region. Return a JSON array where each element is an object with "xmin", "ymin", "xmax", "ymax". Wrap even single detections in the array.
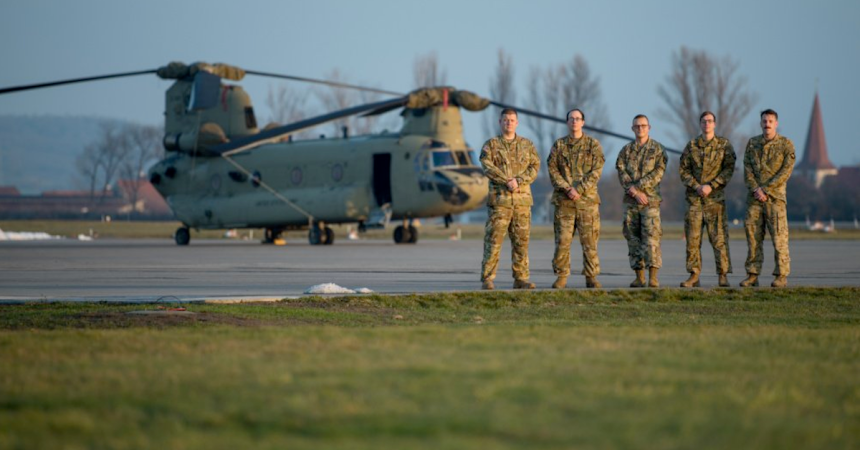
[{"xmin": 0, "ymin": 115, "xmax": 132, "ymax": 194}]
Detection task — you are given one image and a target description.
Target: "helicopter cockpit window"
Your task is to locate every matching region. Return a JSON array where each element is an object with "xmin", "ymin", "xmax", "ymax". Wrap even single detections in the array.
[
  {"xmin": 454, "ymin": 151, "xmax": 472, "ymax": 165},
  {"xmin": 244, "ymin": 107, "xmax": 257, "ymax": 129},
  {"xmin": 431, "ymin": 151, "xmax": 458, "ymax": 168},
  {"xmin": 431, "ymin": 149, "xmax": 475, "ymax": 168}
]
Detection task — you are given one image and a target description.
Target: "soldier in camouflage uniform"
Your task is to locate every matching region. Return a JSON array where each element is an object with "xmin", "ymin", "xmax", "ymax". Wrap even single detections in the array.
[
  {"xmin": 479, "ymin": 108, "xmax": 541, "ymax": 290},
  {"xmin": 679, "ymin": 111, "xmax": 736, "ymax": 288},
  {"xmin": 616, "ymin": 115, "xmax": 668, "ymax": 288},
  {"xmin": 547, "ymin": 108, "xmax": 605, "ymax": 289},
  {"xmin": 741, "ymin": 109, "xmax": 795, "ymax": 288}
]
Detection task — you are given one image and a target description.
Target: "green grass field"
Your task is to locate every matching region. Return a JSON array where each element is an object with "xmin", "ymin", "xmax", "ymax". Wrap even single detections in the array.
[
  {"xmin": 2, "ymin": 289, "xmax": 858, "ymax": 449},
  {"xmin": 3, "ymin": 219, "xmax": 860, "ymax": 241}
]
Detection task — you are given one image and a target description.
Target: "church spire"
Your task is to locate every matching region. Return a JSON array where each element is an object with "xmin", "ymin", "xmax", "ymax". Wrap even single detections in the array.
[
  {"xmin": 796, "ymin": 92, "xmax": 837, "ymax": 188},
  {"xmin": 798, "ymin": 92, "xmax": 835, "ymax": 170}
]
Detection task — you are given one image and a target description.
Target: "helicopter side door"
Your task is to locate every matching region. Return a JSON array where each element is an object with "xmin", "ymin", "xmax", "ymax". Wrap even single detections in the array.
[{"xmin": 372, "ymin": 153, "xmax": 392, "ymax": 207}]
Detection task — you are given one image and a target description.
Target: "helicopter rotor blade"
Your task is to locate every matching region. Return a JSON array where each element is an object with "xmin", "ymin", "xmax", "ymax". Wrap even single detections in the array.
[
  {"xmin": 244, "ymin": 70, "xmax": 403, "ymax": 97},
  {"xmin": 214, "ymin": 96, "xmax": 409, "ymax": 156},
  {"xmin": 360, "ymin": 102, "xmax": 407, "ymax": 117},
  {"xmin": 488, "ymin": 100, "xmax": 682, "ymax": 155},
  {"xmin": 0, "ymin": 70, "xmax": 158, "ymax": 95}
]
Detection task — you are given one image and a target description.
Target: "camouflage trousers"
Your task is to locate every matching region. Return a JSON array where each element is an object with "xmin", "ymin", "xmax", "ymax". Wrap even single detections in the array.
[
  {"xmin": 622, "ymin": 204, "xmax": 662, "ymax": 270},
  {"xmin": 481, "ymin": 205, "xmax": 531, "ymax": 282},
  {"xmin": 744, "ymin": 200, "xmax": 790, "ymax": 276},
  {"xmin": 552, "ymin": 203, "xmax": 600, "ymax": 278},
  {"xmin": 684, "ymin": 201, "xmax": 732, "ymax": 275}
]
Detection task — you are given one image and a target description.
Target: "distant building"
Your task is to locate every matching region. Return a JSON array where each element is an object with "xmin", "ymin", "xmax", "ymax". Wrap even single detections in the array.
[
  {"xmin": 0, "ymin": 179, "xmax": 171, "ymax": 219},
  {"xmin": 795, "ymin": 92, "xmax": 838, "ymax": 189},
  {"xmin": 0, "ymin": 186, "xmax": 21, "ymax": 196}
]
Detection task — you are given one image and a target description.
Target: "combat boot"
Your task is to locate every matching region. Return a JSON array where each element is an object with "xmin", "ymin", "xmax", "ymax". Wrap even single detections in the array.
[
  {"xmin": 551, "ymin": 276, "xmax": 567, "ymax": 289},
  {"xmin": 513, "ymin": 279, "xmax": 536, "ymax": 290},
  {"xmin": 586, "ymin": 277, "xmax": 601, "ymax": 289},
  {"xmin": 718, "ymin": 273, "xmax": 730, "ymax": 287},
  {"xmin": 482, "ymin": 280, "xmax": 495, "ymax": 290},
  {"xmin": 771, "ymin": 276, "xmax": 788, "ymax": 288},
  {"xmin": 739, "ymin": 274, "xmax": 758, "ymax": 287},
  {"xmin": 630, "ymin": 270, "xmax": 646, "ymax": 288},
  {"xmin": 680, "ymin": 271, "xmax": 700, "ymax": 288},
  {"xmin": 648, "ymin": 268, "xmax": 660, "ymax": 288}
]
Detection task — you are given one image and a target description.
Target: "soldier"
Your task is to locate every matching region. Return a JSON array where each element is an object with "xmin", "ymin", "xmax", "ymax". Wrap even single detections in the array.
[
  {"xmin": 741, "ymin": 109, "xmax": 795, "ymax": 288},
  {"xmin": 547, "ymin": 108, "xmax": 605, "ymax": 289},
  {"xmin": 479, "ymin": 107, "xmax": 541, "ymax": 290},
  {"xmin": 616, "ymin": 114, "xmax": 668, "ymax": 288},
  {"xmin": 678, "ymin": 111, "xmax": 736, "ymax": 287}
]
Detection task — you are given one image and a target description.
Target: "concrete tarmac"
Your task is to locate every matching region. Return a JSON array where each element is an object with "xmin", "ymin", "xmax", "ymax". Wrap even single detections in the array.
[{"xmin": 1, "ymin": 237, "xmax": 858, "ymax": 302}]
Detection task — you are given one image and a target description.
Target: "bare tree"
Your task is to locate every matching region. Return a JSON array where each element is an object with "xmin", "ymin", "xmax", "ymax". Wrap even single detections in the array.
[
  {"xmin": 561, "ymin": 55, "xmax": 610, "ymax": 133},
  {"xmin": 97, "ymin": 123, "xmax": 129, "ymax": 201},
  {"xmin": 314, "ymin": 69, "xmax": 383, "ymax": 137},
  {"xmin": 76, "ymin": 122, "xmax": 132, "ymax": 204},
  {"xmin": 76, "ymin": 142, "xmax": 105, "ymax": 201},
  {"xmin": 265, "ymin": 83, "xmax": 311, "ymax": 139},
  {"xmin": 413, "ymin": 52, "xmax": 447, "ymax": 88},
  {"xmin": 119, "ymin": 124, "xmax": 161, "ymax": 215},
  {"xmin": 483, "ymin": 49, "xmax": 517, "ymax": 138},
  {"xmin": 524, "ymin": 55, "xmax": 609, "ymax": 158},
  {"xmin": 657, "ymin": 46, "xmax": 758, "ymax": 147}
]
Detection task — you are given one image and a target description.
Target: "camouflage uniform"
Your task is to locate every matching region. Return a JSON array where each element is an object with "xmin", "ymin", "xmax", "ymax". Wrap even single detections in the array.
[
  {"xmin": 547, "ymin": 134, "xmax": 604, "ymax": 278},
  {"xmin": 679, "ymin": 135, "xmax": 736, "ymax": 275},
  {"xmin": 616, "ymin": 139, "xmax": 668, "ymax": 270},
  {"xmin": 743, "ymin": 134, "xmax": 795, "ymax": 276},
  {"xmin": 480, "ymin": 134, "xmax": 541, "ymax": 282}
]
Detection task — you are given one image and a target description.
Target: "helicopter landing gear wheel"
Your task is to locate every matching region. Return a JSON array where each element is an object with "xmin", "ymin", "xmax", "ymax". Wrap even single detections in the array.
[
  {"xmin": 309, "ymin": 224, "xmax": 335, "ymax": 245},
  {"xmin": 174, "ymin": 227, "xmax": 190, "ymax": 246},
  {"xmin": 393, "ymin": 225, "xmax": 418, "ymax": 244}
]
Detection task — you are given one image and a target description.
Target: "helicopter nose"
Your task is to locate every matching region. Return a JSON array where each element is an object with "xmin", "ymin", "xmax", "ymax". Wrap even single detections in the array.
[{"xmin": 433, "ymin": 168, "xmax": 488, "ymax": 208}]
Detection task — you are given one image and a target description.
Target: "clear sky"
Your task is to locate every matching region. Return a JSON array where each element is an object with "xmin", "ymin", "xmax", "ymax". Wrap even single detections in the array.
[{"xmin": 2, "ymin": 0, "xmax": 858, "ymax": 165}]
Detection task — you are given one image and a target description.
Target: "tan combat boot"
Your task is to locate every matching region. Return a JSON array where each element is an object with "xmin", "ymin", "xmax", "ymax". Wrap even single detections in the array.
[
  {"xmin": 482, "ymin": 280, "xmax": 495, "ymax": 290},
  {"xmin": 586, "ymin": 277, "xmax": 601, "ymax": 289},
  {"xmin": 513, "ymin": 279, "xmax": 536, "ymax": 290},
  {"xmin": 739, "ymin": 274, "xmax": 758, "ymax": 287},
  {"xmin": 552, "ymin": 276, "xmax": 567, "ymax": 289},
  {"xmin": 771, "ymin": 276, "xmax": 788, "ymax": 288},
  {"xmin": 718, "ymin": 273, "xmax": 730, "ymax": 287},
  {"xmin": 648, "ymin": 268, "xmax": 660, "ymax": 288},
  {"xmin": 680, "ymin": 271, "xmax": 700, "ymax": 288},
  {"xmin": 630, "ymin": 270, "xmax": 646, "ymax": 288}
]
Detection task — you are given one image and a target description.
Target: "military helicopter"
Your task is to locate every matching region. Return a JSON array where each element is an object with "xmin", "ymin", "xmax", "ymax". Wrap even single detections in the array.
[{"xmin": 1, "ymin": 61, "xmax": 674, "ymax": 246}]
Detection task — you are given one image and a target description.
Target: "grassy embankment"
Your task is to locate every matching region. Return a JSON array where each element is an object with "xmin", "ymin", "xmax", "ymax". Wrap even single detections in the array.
[
  {"xmin": 2, "ymin": 288, "xmax": 858, "ymax": 449},
  {"xmin": 3, "ymin": 219, "xmax": 860, "ymax": 241}
]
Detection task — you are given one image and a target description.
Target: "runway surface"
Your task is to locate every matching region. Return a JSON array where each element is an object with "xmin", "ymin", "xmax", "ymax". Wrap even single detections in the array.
[{"xmin": 1, "ymin": 237, "xmax": 858, "ymax": 302}]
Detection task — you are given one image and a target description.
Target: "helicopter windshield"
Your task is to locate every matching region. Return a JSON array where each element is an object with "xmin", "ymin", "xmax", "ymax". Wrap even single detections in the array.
[{"xmin": 431, "ymin": 150, "xmax": 476, "ymax": 168}]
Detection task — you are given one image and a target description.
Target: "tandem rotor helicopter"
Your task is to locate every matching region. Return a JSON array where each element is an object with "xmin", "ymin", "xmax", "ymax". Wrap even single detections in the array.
[{"xmin": 0, "ymin": 61, "xmax": 669, "ymax": 246}]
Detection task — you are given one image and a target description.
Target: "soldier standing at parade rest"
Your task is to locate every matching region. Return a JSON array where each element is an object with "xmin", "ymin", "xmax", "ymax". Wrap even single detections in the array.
[
  {"xmin": 547, "ymin": 108, "xmax": 605, "ymax": 289},
  {"xmin": 479, "ymin": 108, "xmax": 541, "ymax": 290},
  {"xmin": 741, "ymin": 109, "xmax": 795, "ymax": 288},
  {"xmin": 616, "ymin": 115, "xmax": 669, "ymax": 288},
  {"xmin": 678, "ymin": 111, "xmax": 736, "ymax": 287}
]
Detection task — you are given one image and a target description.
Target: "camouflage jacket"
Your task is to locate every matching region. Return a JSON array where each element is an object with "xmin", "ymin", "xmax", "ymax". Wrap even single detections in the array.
[
  {"xmin": 480, "ymin": 134, "xmax": 540, "ymax": 207},
  {"xmin": 743, "ymin": 134, "xmax": 795, "ymax": 202},
  {"xmin": 547, "ymin": 134, "xmax": 605, "ymax": 206},
  {"xmin": 615, "ymin": 138, "xmax": 668, "ymax": 205},
  {"xmin": 679, "ymin": 135, "xmax": 736, "ymax": 205}
]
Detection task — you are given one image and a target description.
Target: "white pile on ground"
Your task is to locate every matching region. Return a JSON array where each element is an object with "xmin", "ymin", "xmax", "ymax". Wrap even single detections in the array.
[
  {"xmin": 0, "ymin": 229, "xmax": 64, "ymax": 241},
  {"xmin": 304, "ymin": 283, "xmax": 374, "ymax": 294}
]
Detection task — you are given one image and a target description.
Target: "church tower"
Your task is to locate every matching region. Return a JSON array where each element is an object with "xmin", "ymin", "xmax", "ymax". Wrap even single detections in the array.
[{"xmin": 796, "ymin": 92, "xmax": 838, "ymax": 188}]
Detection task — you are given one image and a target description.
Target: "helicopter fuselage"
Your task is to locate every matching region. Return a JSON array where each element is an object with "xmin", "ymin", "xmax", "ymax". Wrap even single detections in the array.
[{"xmin": 148, "ymin": 132, "xmax": 488, "ymax": 230}]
